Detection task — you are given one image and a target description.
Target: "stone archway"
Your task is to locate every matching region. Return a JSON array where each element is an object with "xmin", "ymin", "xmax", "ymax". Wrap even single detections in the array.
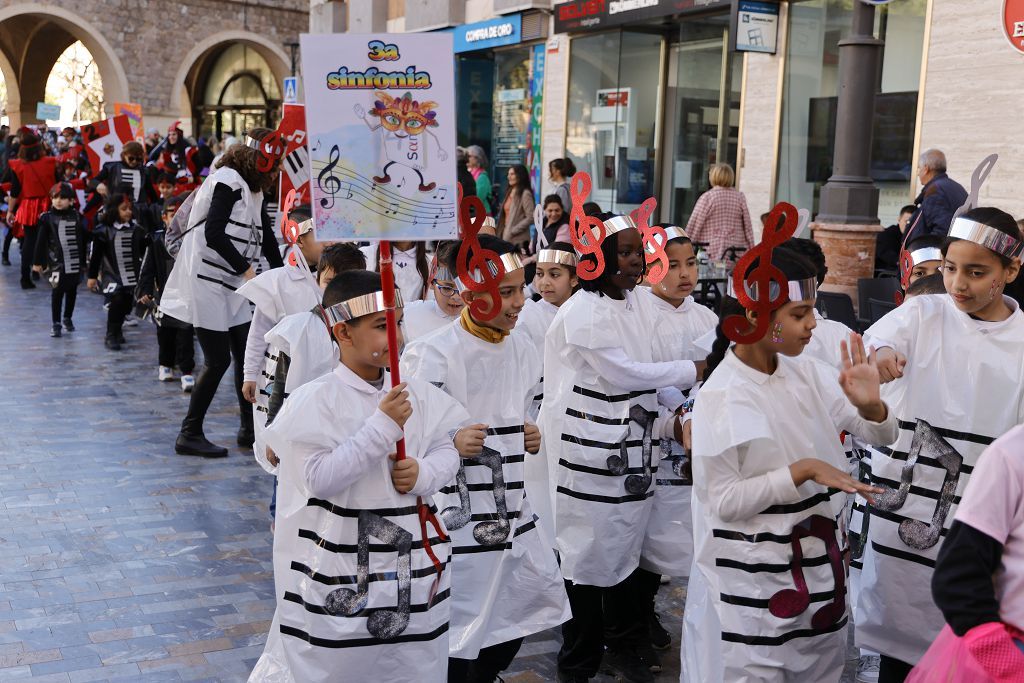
[{"xmin": 0, "ymin": 3, "xmax": 130, "ymax": 128}]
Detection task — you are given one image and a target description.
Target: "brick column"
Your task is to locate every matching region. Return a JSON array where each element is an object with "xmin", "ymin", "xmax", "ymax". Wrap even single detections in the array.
[{"xmin": 811, "ymin": 222, "xmax": 882, "ymax": 305}]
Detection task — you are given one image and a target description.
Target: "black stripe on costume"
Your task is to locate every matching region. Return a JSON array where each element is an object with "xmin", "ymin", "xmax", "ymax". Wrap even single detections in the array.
[
  {"xmin": 561, "ymin": 434, "xmax": 660, "ymax": 451},
  {"xmin": 306, "ymin": 498, "xmax": 425, "ymax": 518},
  {"xmin": 656, "ymin": 479, "xmax": 690, "ymax": 487},
  {"xmin": 565, "ymin": 408, "xmax": 630, "ymax": 426},
  {"xmin": 558, "ymin": 458, "xmax": 649, "ymax": 477},
  {"xmin": 291, "ymin": 559, "xmax": 450, "ymax": 586},
  {"xmin": 874, "ymin": 448, "xmax": 974, "ymax": 476},
  {"xmin": 896, "ymin": 420, "xmax": 994, "ymax": 447},
  {"xmin": 469, "ymin": 509, "xmax": 523, "ymax": 523},
  {"xmin": 439, "ymin": 481, "xmax": 524, "ymax": 494},
  {"xmin": 868, "ymin": 473, "xmax": 962, "ymax": 505},
  {"xmin": 758, "ymin": 489, "xmax": 843, "ymax": 515},
  {"xmin": 862, "ymin": 505, "xmax": 949, "ymax": 540},
  {"xmin": 463, "ymin": 453, "xmax": 524, "ymax": 466},
  {"xmin": 712, "ymin": 529, "xmax": 796, "ymax": 544},
  {"xmin": 721, "ymin": 615, "xmax": 847, "ymax": 647},
  {"xmin": 196, "ymin": 274, "xmax": 237, "ymax": 291},
  {"xmin": 200, "ymin": 258, "xmax": 238, "ymax": 275},
  {"xmin": 572, "ymin": 385, "xmax": 656, "ymax": 403},
  {"xmin": 870, "ymin": 540, "xmax": 935, "ymax": 568},
  {"xmin": 720, "ymin": 589, "xmax": 839, "ymax": 609},
  {"xmin": 556, "ymin": 485, "xmax": 654, "ymax": 505},
  {"xmin": 716, "ymin": 553, "xmax": 832, "ymax": 574},
  {"xmin": 283, "ymin": 588, "xmax": 450, "ymax": 617},
  {"xmin": 851, "ymin": 560, "xmax": 863, "ymax": 570},
  {"xmin": 226, "ymin": 232, "xmax": 254, "ymax": 244},
  {"xmin": 486, "ymin": 425, "xmax": 525, "ymax": 436},
  {"xmin": 280, "ymin": 621, "xmax": 449, "ymax": 649},
  {"xmin": 450, "ymin": 517, "xmax": 538, "ymax": 555},
  {"xmin": 296, "ymin": 528, "xmax": 450, "ymax": 554}
]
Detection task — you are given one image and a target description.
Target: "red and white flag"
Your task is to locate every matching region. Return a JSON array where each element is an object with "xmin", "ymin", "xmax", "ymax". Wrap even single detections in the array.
[
  {"xmin": 277, "ymin": 104, "xmax": 310, "ymax": 211},
  {"xmin": 81, "ymin": 114, "xmax": 136, "ymax": 177}
]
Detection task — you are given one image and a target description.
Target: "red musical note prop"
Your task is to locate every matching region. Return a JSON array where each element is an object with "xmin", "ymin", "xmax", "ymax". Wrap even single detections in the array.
[
  {"xmin": 279, "ymin": 188, "xmax": 302, "ymax": 268},
  {"xmin": 568, "ymin": 172, "xmax": 608, "ymax": 281},
  {"xmin": 455, "ymin": 185, "xmax": 505, "ymax": 322},
  {"xmin": 723, "ymin": 201, "xmax": 800, "ymax": 344},
  {"xmin": 768, "ymin": 515, "xmax": 847, "ymax": 630},
  {"xmin": 254, "ymin": 130, "xmax": 287, "ymax": 174},
  {"xmin": 630, "ymin": 197, "xmax": 669, "ymax": 284}
]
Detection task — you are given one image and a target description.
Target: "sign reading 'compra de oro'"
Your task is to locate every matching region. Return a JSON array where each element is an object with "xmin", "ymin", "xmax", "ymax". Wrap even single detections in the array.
[{"xmin": 1004, "ymin": 0, "xmax": 1024, "ymax": 54}]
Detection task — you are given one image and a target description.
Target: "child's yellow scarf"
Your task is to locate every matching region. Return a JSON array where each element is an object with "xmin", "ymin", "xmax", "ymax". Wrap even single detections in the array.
[{"xmin": 459, "ymin": 306, "xmax": 508, "ymax": 344}]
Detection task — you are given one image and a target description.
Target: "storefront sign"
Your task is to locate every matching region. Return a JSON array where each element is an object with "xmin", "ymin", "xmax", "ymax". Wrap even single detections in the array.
[
  {"xmin": 300, "ymin": 34, "xmax": 457, "ymax": 242},
  {"xmin": 527, "ymin": 44, "xmax": 545, "ymax": 199},
  {"xmin": 554, "ymin": 0, "xmax": 730, "ymax": 33},
  {"xmin": 733, "ymin": 0, "xmax": 780, "ymax": 54},
  {"xmin": 1003, "ymin": 0, "xmax": 1024, "ymax": 54},
  {"xmin": 36, "ymin": 102, "xmax": 61, "ymax": 121},
  {"xmin": 453, "ymin": 14, "xmax": 523, "ymax": 53}
]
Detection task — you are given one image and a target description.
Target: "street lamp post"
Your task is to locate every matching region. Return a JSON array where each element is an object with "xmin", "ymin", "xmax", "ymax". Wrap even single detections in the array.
[{"xmin": 811, "ymin": 1, "xmax": 886, "ymax": 305}]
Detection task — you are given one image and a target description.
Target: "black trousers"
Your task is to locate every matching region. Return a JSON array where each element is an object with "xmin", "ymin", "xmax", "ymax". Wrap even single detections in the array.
[
  {"xmin": 879, "ymin": 655, "xmax": 914, "ymax": 682},
  {"xmin": 157, "ymin": 320, "xmax": 196, "ymax": 374},
  {"xmin": 447, "ymin": 637, "xmax": 524, "ymax": 683},
  {"xmin": 50, "ymin": 273, "xmax": 80, "ymax": 323},
  {"xmin": 19, "ymin": 225, "xmax": 37, "ymax": 282},
  {"xmin": 106, "ymin": 289, "xmax": 133, "ymax": 338},
  {"xmin": 557, "ymin": 568, "xmax": 649, "ymax": 677},
  {"xmin": 636, "ymin": 567, "xmax": 661, "ymax": 624},
  {"xmin": 2, "ymin": 229, "xmax": 12, "ymax": 258},
  {"xmin": 181, "ymin": 323, "xmax": 250, "ymax": 436}
]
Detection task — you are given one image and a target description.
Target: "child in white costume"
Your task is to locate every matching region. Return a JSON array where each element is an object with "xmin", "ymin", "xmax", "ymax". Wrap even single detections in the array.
[
  {"xmin": 249, "ymin": 271, "xmax": 465, "ymax": 683},
  {"xmin": 402, "ymin": 234, "xmax": 569, "ymax": 682},
  {"xmin": 684, "ymin": 245, "xmax": 896, "ymax": 683},
  {"xmin": 539, "ymin": 215, "xmax": 699, "ymax": 682},
  {"xmin": 401, "ymin": 243, "xmax": 464, "ymax": 343},
  {"xmin": 238, "ymin": 204, "xmax": 323, "ymax": 461},
  {"xmin": 855, "ymin": 207, "xmax": 1024, "ymax": 678},
  {"xmin": 514, "ymin": 241, "xmax": 579, "ymax": 542}
]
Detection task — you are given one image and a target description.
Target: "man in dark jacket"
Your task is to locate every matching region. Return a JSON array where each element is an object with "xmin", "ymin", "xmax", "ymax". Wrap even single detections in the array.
[
  {"xmin": 905, "ymin": 148, "xmax": 967, "ymax": 242},
  {"xmin": 875, "ymin": 204, "xmax": 916, "ymax": 275}
]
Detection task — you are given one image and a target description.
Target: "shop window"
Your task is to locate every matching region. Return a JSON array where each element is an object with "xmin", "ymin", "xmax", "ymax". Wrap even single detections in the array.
[{"xmin": 196, "ymin": 43, "xmax": 282, "ymax": 140}]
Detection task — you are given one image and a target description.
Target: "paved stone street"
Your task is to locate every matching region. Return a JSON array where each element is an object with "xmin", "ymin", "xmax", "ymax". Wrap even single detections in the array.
[{"xmin": 0, "ymin": 251, "xmax": 691, "ymax": 682}]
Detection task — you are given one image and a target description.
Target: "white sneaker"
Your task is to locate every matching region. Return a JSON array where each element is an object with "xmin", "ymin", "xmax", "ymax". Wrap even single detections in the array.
[
  {"xmin": 158, "ymin": 366, "xmax": 174, "ymax": 382},
  {"xmin": 856, "ymin": 654, "xmax": 880, "ymax": 683},
  {"xmin": 123, "ymin": 314, "xmax": 139, "ymax": 327},
  {"xmin": 181, "ymin": 374, "xmax": 195, "ymax": 393}
]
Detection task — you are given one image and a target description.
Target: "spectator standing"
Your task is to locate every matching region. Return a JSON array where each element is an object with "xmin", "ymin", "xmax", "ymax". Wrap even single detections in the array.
[
  {"xmin": 496, "ymin": 164, "xmax": 535, "ymax": 251},
  {"xmin": 684, "ymin": 163, "xmax": 754, "ymax": 260},
  {"xmin": 904, "ymin": 148, "xmax": 968, "ymax": 242},
  {"xmin": 875, "ymin": 204, "xmax": 917, "ymax": 274},
  {"xmin": 455, "ymin": 146, "xmax": 477, "ymax": 200},
  {"xmin": 465, "ymin": 144, "xmax": 493, "ymax": 214}
]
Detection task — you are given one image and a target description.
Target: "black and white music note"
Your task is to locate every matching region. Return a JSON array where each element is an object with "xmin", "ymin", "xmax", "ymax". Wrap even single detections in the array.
[
  {"xmin": 432, "ymin": 187, "xmax": 448, "ymax": 201},
  {"xmin": 472, "ymin": 447, "xmax": 510, "ymax": 546},
  {"xmin": 625, "ymin": 405, "xmax": 656, "ymax": 495},
  {"xmin": 440, "ymin": 464, "xmax": 471, "ymax": 531},
  {"xmin": 322, "ymin": 510, "xmax": 412, "ymax": 640},
  {"xmin": 317, "ymin": 145, "xmax": 343, "ymax": 210}
]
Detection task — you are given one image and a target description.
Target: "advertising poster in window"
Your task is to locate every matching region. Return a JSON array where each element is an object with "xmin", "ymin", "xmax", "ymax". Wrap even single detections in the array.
[{"xmin": 299, "ymin": 34, "xmax": 458, "ymax": 242}]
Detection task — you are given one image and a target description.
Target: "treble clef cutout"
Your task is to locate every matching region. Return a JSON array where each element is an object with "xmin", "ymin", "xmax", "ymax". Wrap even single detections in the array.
[
  {"xmin": 950, "ymin": 153, "xmax": 998, "ymax": 227},
  {"xmin": 568, "ymin": 172, "xmax": 607, "ymax": 280},
  {"xmin": 723, "ymin": 201, "xmax": 800, "ymax": 344},
  {"xmin": 631, "ymin": 197, "xmax": 668, "ymax": 284},
  {"xmin": 317, "ymin": 144, "xmax": 343, "ymax": 210},
  {"xmin": 456, "ymin": 186, "xmax": 504, "ymax": 322},
  {"xmin": 255, "ymin": 131, "xmax": 286, "ymax": 174},
  {"xmin": 323, "ymin": 510, "xmax": 412, "ymax": 640},
  {"xmin": 768, "ymin": 514, "xmax": 846, "ymax": 630}
]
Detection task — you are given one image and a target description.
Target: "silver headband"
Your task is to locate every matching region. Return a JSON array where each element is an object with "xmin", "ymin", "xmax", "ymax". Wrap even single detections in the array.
[
  {"xmin": 481, "ymin": 216, "xmax": 496, "ymax": 230},
  {"xmin": 948, "ymin": 217, "xmax": 1023, "ymax": 258},
  {"xmin": 434, "ymin": 265, "xmax": 455, "ymax": 282},
  {"xmin": 321, "ymin": 290, "xmax": 404, "ymax": 326},
  {"xmin": 455, "ymin": 252, "xmax": 524, "ymax": 292},
  {"xmin": 909, "ymin": 247, "xmax": 942, "ymax": 266},
  {"xmin": 644, "ymin": 224, "xmax": 689, "ymax": 255},
  {"xmin": 244, "ymin": 135, "xmax": 261, "ymax": 150},
  {"xmin": 574, "ymin": 215, "xmax": 638, "ymax": 254},
  {"xmin": 727, "ymin": 276, "xmax": 818, "ymax": 303},
  {"xmin": 536, "ymin": 249, "xmax": 578, "ymax": 267},
  {"xmin": 296, "ymin": 218, "xmax": 314, "ymax": 236}
]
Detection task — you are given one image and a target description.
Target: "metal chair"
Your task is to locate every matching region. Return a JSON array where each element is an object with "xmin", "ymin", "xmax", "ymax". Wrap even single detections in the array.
[
  {"xmin": 816, "ymin": 291, "xmax": 860, "ymax": 331},
  {"xmin": 857, "ymin": 277, "xmax": 901, "ymax": 328},
  {"xmin": 868, "ymin": 297, "xmax": 899, "ymax": 325}
]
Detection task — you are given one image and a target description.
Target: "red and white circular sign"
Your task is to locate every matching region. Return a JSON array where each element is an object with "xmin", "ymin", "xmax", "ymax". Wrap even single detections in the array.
[{"xmin": 1004, "ymin": 0, "xmax": 1024, "ymax": 54}]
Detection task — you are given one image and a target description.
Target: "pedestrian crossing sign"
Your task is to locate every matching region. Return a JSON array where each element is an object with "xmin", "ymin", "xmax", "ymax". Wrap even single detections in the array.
[{"xmin": 283, "ymin": 77, "xmax": 298, "ymax": 104}]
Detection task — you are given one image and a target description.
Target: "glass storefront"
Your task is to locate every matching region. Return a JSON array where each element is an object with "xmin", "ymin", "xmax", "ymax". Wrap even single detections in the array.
[
  {"xmin": 196, "ymin": 43, "xmax": 282, "ymax": 139},
  {"xmin": 775, "ymin": 0, "xmax": 927, "ymax": 225}
]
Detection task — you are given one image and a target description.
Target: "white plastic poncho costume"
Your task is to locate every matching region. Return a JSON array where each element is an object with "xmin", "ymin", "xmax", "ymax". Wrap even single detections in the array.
[
  {"xmin": 237, "ymin": 256, "xmax": 321, "ymax": 473},
  {"xmin": 635, "ymin": 286, "xmax": 717, "ymax": 578},
  {"xmin": 684, "ymin": 350, "xmax": 898, "ymax": 682},
  {"xmin": 248, "ymin": 365, "xmax": 467, "ymax": 683},
  {"xmin": 854, "ymin": 292, "xmax": 1024, "ymax": 664},
  {"xmin": 401, "ymin": 321, "xmax": 570, "ymax": 659},
  {"xmin": 159, "ymin": 166, "xmax": 267, "ymax": 331},
  {"xmin": 538, "ymin": 288, "xmax": 697, "ymax": 587},
  {"xmin": 401, "ymin": 299, "xmax": 458, "ymax": 343},
  {"xmin": 263, "ymin": 311, "xmax": 338, "ymax": 400}
]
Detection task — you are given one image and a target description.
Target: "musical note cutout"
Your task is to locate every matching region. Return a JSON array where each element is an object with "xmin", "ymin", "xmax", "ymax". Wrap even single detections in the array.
[
  {"xmin": 723, "ymin": 202, "xmax": 800, "ymax": 345},
  {"xmin": 471, "ymin": 447, "xmax": 511, "ymax": 546},
  {"xmin": 456, "ymin": 186, "xmax": 505, "ymax": 322},
  {"xmin": 254, "ymin": 130, "xmax": 287, "ymax": 174},
  {"xmin": 432, "ymin": 187, "xmax": 447, "ymax": 201},
  {"xmin": 630, "ymin": 198, "xmax": 669, "ymax": 285},
  {"xmin": 439, "ymin": 445, "xmax": 510, "ymax": 546},
  {"xmin": 317, "ymin": 145, "xmax": 343, "ymax": 210},
  {"xmin": 606, "ymin": 440, "xmax": 629, "ymax": 477},
  {"xmin": 323, "ymin": 510, "xmax": 412, "ymax": 640},
  {"xmin": 768, "ymin": 515, "xmax": 846, "ymax": 630},
  {"xmin": 625, "ymin": 405, "xmax": 656, "ymax": 495},
  {"xmin": 568, "ymin": 173, "xmax": 608, "ymax": 280}
]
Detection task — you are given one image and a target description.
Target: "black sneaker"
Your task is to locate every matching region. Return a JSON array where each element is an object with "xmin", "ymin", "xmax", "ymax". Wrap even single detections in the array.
[
  {"xmin": 30, "ymin": 270, "xmax": 39, "ymax": 281},
  {"xmin": 557, "ymin": 671, "xmax": 590, "ymax": 683},
  {"xmin": 175, "ymin": 433, "xmax": 228, "ymax": 458},
  {"xmin": 635, "ymin": 642, "xmax": 662, "ymax": 673},
  {"xmin": 104, "ymin": 336, "xmax": 121, "ymax": 350},
  {"xmin": 649, "ymin": 611, "xmax": 671, "ymax": 650},
  {"xmin": 62, "ymin": 318, "xmax": 75, "ymax": 332},
  {"xmin": 20, "ymin": 278, "xmax": 35, "ymax": 289},
  {"xmin": 237, "ymin": 426, "xmax": 255, "ymax": 448},
  {"xmin": 115, "ymin": 332, "xmax": 125, "ymax": 344},
  {"xmin": 603, "ymin": 649, "xmax": 655, "ymax": 683},
  {"xmin": 1, "ymin": 255, "xmax": 9, "ymax": 266},
  {"xmin": 50, "ymin": 324, "xmax": 61, "ymax": 338}
]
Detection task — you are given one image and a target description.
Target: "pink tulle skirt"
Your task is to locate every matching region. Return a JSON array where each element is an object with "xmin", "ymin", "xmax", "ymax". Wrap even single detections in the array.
[{"xmin": 908, "ymin": 624, "xmax": 1024, "ymax": 683}]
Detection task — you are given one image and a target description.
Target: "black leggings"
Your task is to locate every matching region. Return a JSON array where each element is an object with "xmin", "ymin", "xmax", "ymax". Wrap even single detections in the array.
[
  {"xmin": 2, "ymin": 229, "xmax": 12, "ymax": 258},
  {"xmin": 447, "ymin": 637, "xmax": 524, "ymax": 683},
  {"xmin": 879, "ymin": 655, "xmax": 914, "ymax": 682},
  {"xmin": 20, "ymin": 225, "xmax": 37, "ymax": 282},
  {"xmin": 50, "ymin": 273, "xmax": 80, "ymax": 323},
  {"xmin": 180, "ymin": 323, "xmax": 250, "ymax": 437}
]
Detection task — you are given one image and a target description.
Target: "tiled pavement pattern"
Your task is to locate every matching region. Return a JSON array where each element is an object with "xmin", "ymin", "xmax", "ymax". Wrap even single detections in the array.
[{"xmin": 0, "ymin": 250, "xmax": 858, "ymax": 682}]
